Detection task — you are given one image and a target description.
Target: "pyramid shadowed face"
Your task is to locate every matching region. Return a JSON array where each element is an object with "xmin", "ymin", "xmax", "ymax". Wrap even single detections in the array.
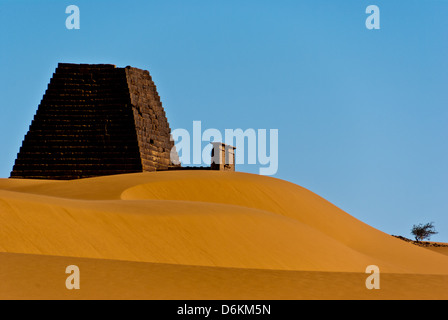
[{"xmin": 10, "ymin": 63, "xmax": 179, "ymax": 180}]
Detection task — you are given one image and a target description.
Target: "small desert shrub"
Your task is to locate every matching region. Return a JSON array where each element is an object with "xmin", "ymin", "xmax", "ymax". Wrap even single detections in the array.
[{"xmin": 411, "ymin": 222, "xmax": 438, "ymax": 242}]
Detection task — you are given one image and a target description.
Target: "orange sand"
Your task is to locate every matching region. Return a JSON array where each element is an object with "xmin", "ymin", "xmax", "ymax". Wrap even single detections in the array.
[{"xmin": 0, "ymin": 171, "xmax": 447, "ymax": 299}]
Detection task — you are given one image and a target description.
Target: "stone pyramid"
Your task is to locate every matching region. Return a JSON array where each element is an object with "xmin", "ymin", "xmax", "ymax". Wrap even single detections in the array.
[{"xmin": 10, "ymin": 63, "xmax": 179, "ymax": 180}]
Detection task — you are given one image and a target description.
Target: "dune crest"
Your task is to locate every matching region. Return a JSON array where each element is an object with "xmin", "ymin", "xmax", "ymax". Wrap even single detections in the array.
[
  {"xmin": 1, "ymin": 171, "xmax": 447, "ymax": 299},
  {"xmin": 1, "ymin": 171, "xmax": 447, "ymax": 273}
]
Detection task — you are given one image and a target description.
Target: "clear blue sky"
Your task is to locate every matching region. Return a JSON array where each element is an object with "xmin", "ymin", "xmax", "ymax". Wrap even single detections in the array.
[{"xmin": 1, "ymin": 0, "xmax": 447, "ymax": 241}]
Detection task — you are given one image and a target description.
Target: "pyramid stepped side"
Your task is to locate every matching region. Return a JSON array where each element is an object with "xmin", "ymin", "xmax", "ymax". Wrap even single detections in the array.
[
  {"xmin": 125, "ymin": 67, "xmax": 179, "ymax": 171},
  {"xmin": 10, "ymin": 63, "xmax": 144, "ymax": 180}
]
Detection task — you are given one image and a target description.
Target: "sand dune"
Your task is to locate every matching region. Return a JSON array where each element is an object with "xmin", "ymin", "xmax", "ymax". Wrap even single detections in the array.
[
  {"xmin": 2, "ymin": 252, "xmax": 448, "ymax": 300},
  {"xmin": 0, "ymin": 171, "xmax": 447, "ymax": 299}
]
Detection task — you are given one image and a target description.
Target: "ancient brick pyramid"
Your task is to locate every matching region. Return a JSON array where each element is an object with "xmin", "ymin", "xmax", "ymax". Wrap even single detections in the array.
[{"xmin": 10, "ymin": 63, "xmax": 179, "ymax": 180}]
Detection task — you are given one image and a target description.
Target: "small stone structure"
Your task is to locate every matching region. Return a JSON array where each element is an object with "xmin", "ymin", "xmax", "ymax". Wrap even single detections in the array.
[
  {"xmin": 10, "ymin": 63, "xmax": 236, "ymax": 180},
  {"xmin": 210, "ymin": 142, "xmax": 236, "ymax": 171}
]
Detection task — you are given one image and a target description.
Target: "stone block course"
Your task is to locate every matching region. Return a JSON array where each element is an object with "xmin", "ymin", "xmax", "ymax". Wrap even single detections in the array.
[{"xmin": 10, "ymin": 63, "xmax": 180, "ymax": 180}]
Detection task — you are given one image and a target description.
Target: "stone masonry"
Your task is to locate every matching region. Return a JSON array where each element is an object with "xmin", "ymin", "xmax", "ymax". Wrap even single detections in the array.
[
  {"xmin": 10, "ymin": 63, "xmax": 179, "ymax": 180},
  {"xmin": 210, "ymin": 142, "xmax": 236, "ymax": 171}
]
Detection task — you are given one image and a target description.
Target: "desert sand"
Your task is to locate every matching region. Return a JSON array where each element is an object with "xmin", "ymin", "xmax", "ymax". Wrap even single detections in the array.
[{"xmin": 0, "ymin": 171, "xmax": 447, "ymax": 299}]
